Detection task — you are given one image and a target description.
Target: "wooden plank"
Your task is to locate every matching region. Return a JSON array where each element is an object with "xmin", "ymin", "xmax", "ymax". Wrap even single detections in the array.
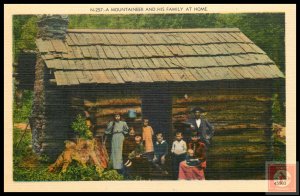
[
  {"xmin": 36, "ymin": 39, "xmax": 51, "ymax": 53},
  {"xmin": 116, "ymin": 46, "xmax": 130, "ymax": 58},
  {"xmin": 179, "ymin": 33, "xmax": 194, "ymax": 44},
  {"xmin": 168, "ymin": 69, "xmax": 183, "ymax": 82},
  {"xmin": 131, "ymin": 46, "xmax": 144, "ymax": 57},
  {"xmin": 146, "ymin": 69, "xmax": 160, "ymax": 82},
  {"xmin": 96, "ymin": 45, "xmax": 107, "ymax": 58},
  {"xmin": 79, "ymin": 46, "xmax": 92, "ymax": 58},
  {"xmin": 65, "ymin": 71, "xmax": 80, "ymax": 85},
  {"xmin": 104, "ymin": 59, "xmax": 119, "ymax": 69},
  {"xmin": 41, "ymin": 54, "xmax": 55, "ymax": 60},
  {"xmin": 81, "ymin": 60, "xmax": 93, "ymax": 70},
  {"xmin": 88, "ymin": 46, "xmax": 99, "ymax": 58},
  {"xmin": 96, "ymin": 70, "xmax": 111, "ymax": 83},
  {"xmin": 74, "ymin": 71, "xmax": 87, "ymax": 83},
  {"xmin": 117, "ymin": 59, "xmax": 127, "ymax": 69},
  {"xmin": 111, "ymin": 70, "xmax": 125, "ymax": 83},
  {"xmin": 131, "ymin": 69, "xmax": 143, "ymax": 82},
  {"xmin": 60, "ymin": 60, "xmax": 70, "ymax": 70},
  {"xmin": 67, "ymin": 60, "xmax": 77, "ymax": 70},
  {"xmin": 74, "ymin": 60, "xmax": 84, "ymax": 70},
  {"xmin": 144, "ymin": 58, "xmax": 156, "ymax": 68},
  {"xmin": 268, "ymin": 65, "xmax": 284, "ymax": 78},
  {"xmin": 68, "ymin": 33, "xmax": 80, "ymax": 45},
  {"xmin": 151, "ymin": 58, "xmax": 163, "ymax": 68},
  {"xmin": 227, "ymin": 66, "xmax": 243, "ymax": 79},
  {"xmin": 105, "ymin": 34, "xmax": 119, "ymax": 45},
  {"xmin": 249, "ymin": 44, "xmax": 266, "ymax": 54},
  {"xmin": 196, "ymin": 33, "xmax": 212, "ymax": 44},
  {"xmin": 72, "ymin": 46, "xmax": 84, "ymax": 58},
  {"xmin": 118, "ymin": 69, "xmax": 131, "ymax": 83},
  {"xmin": 256, "ymin": 65, "xmax": 274, "ymax": 79},
  {"xmin": 125, "ymin": 70, "xmax": 137, "ymax": 83},
  {"xmin": 229, "ymin": 33, "xmax": 245, "ymax": 42},
  {"xmin": 190, "ymin": 33, "xmax": 206, "ymax": 44},
  {"xmin": 173, "ymin": 33, "xmax": 186, "ymax": 44},
  {"xmin": 235, "ymin": 32, "xmax": 253, "ymax": 43},
  {"xmin": 54, "ymin": 71, "xmax": 68, "ymax": 85},
  {"xmin": 146, "ymin": 45, "xmax": 159, "ymax": 57},
  {"xmin": 90, "ymin": 70, "xmax": 103, "ymax": 83},
  {"xmin": 178, "ymin": 45, "xmax": 197, "ymax": 55},
  {"xmin": 84, "ymin": 71, "xmax": 97, "ymax": 83},
  {"xmin": 84, "ymin": 33, "xmax": 95, "ymax": 45},
  {"xmin": 238, "ymin": 43, "xmax": 256, "ymax": 53},
  {"xmin": 138, "ymin": 46, "xmax": 152, "ymax": 57},
  {"xmin": 185, "ymin": 33, "xmax": 199, "ymax": 44},
  {"xmin": 137, "ymin": 59, "xmax": 149, "ymax": 69},
  {"xmin": 152, "ymin": 69, "xmax": 166, "ymax": 81},
  {"xmin": 139, "ymin": 70, "xmax": 153, "ymax": 82},
  {"xmin": 179, "ymin": 69, "xmax": 198, "ymax": 81},
  {"xmin": 98, "ymin": 34, "xmax": 110, "ymax": 45},
  {"xmin": 250, "ymin": 65, "xmax": 267, "ymax": 79},
  {"xmin": 74, "ymin": 33, "xmax": 86, "ymax": 45},
  {"xmin": 102, "ymin": 46, "xmax": 115, "ymax": 58},
  {"xmin": 54, "ymin": 72, "xmax": 63, "ymax": 85},
  {"xmin": 114, "ymin": 34, "xmax": 127, "ymax": 44},
  {"xmin": 125, "ymin": 59, "xmax": 135, "ymax": 68},
  {"xmin": 109, "ymin": 46, "xmax": 122, "ymax": 59},
  {"xmin": 138, "ymin": 34, "xmax": 151, "ymax": 45},
  {"xmin": 163, "ymin": 58, "xmax": 176, "ymax": 68},
  {"xmin": 103, "ymin": 70, "xmax": 118, "ymax": 84},
  {"xmin": 89, "ymin": 59, "xmax": 98, "ymax": 69},
  {"xmin": 159, "ymin": 45, "xmax": 173, "ymax": 56}
]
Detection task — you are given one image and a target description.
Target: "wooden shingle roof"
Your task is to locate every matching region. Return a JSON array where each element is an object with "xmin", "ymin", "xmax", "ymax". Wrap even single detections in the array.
[{"xmin": 36, "ymin": 28, "xmax": 284, "ymax": 86}]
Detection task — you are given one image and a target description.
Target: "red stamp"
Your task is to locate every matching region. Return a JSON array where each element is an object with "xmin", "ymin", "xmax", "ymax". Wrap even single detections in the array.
[{"xmin": 267, "ymin": 162, "xmax": 296, "ymax": 192}]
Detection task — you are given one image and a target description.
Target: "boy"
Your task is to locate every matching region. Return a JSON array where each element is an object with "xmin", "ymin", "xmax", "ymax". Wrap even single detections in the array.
[
  {"xmin": 153, "ymin": 132, "xmax": 168, "ymax": 175},
  {"xmin": 171, "ymin": 132, "xmax": 187, "ymax": 179}
]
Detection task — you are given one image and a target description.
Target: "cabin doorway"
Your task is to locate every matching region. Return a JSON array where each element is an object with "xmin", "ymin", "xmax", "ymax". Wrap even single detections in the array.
[{"xmin": 141, "ymin": 87, "xmax": 172, "ymax": 141}]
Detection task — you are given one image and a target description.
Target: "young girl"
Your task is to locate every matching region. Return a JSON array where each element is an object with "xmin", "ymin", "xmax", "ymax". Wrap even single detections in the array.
[{"xmin": 142, "ymin": 119, "xmax": 154, "ymax": 161}]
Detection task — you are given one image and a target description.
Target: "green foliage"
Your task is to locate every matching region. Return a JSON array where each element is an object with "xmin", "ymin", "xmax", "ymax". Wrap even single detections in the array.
[
  {"xmin": 13, "ymin": 15, "xmax": 38, "ymax": 62},
  {"xmin": 13, "ymin": 90, "xmax": 33, "ymax": 123},
  {"xmin": 13, "ymin": 127, "xmax": 123, "ymax": 181},
  {"xmin": 13, "ymin": 127, "xmax": 34, "ymax": 166},
  {"xmin": 272, "ymin": 93, "xmax": 285, "ymax": 125},
  {"xmin": 71, "ymin": 114, "xmax": 93, "ymax": 139}
]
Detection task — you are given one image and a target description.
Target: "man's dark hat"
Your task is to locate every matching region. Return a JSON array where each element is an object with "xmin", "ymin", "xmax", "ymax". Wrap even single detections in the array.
[
  {"xmin": 192, "ymin": 107, "xmax": 205, "ymax": 113},
  {"xmin": 191, "ymin": 131, "xmax": 198, "ymax": 137}
]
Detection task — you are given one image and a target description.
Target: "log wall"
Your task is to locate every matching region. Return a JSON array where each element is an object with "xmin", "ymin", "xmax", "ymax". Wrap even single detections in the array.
[{"xmin": 171, "ymin": 81, "xmax": 274, "ymax": 179}]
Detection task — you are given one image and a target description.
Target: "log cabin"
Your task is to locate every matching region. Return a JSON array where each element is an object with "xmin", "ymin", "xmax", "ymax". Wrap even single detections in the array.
[{"xmin": 16, "ymin": 15, "xmax": 285, "ymax": 179}]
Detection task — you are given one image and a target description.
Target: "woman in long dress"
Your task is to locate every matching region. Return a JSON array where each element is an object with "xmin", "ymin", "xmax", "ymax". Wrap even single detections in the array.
[{"xmin": 105, "ymin": 113, "xmax": 129, "ymax": 171}]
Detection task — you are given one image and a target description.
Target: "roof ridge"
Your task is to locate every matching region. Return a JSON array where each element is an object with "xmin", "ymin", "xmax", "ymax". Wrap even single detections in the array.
[{"xmin": 67, "ymin": 28, "xmax": 241, "ymax": 33}]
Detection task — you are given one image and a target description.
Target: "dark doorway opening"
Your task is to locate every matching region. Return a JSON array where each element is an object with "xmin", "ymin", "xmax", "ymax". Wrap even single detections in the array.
[{"xmin": 141, "ymin": 87, "xmax": 172, "ymax": 141}]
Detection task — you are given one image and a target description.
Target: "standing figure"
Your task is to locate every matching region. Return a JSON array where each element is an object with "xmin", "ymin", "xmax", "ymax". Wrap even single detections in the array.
[
  {"xmin": 142, "ymin": 119, "xmax": 154, "ymax": 161},
  {"xmin": 186, "ymin": 107, "xmax": 214, "ymax": 147},
  {"xmin": 171, "ymin": 132, "xmax": 187, "ymax": 179},
  {"xmin": 105, "ymin": 113, "xmax": 129, "ymax": 172}
]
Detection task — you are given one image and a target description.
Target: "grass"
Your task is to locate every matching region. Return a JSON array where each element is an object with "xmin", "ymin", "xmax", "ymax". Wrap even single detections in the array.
[{"xmin": 13, "ymin": 127, "xmax": 124, "ymax": 181}]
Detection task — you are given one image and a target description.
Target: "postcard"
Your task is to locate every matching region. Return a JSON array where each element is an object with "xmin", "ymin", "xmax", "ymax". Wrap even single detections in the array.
[{"xmin": 4, "ymin": 4, "xmax": 296, "ymax": 192}]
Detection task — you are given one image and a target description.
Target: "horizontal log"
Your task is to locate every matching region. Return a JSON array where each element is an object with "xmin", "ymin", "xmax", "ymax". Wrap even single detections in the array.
[
  {"xmin": 210, "ymin": 144, "xmax": 268, "ymax": 156},
  {"xmin": 173, "ymin": 95, "xmax": 272, "ymax": 105},
  {"xmin": 93, "ymin": 107, "xmax": 142, "ymax": 118},
  {"xmin": 172, "ymin": 101, "xmax": 270, "ymax": 112},
  {"xmin": 83, "ymin": 98, "xmax": 141, "ymax": 107},
  {"xmin": 212, "ymin": 135, "xmax": 267, "ymax": 144}
]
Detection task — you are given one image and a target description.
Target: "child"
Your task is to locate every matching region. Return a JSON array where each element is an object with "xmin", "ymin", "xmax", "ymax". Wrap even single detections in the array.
[
  {"xmin": 142, "ymin": 119, "xmax": 154, "ymax": 161},
  {"xmin": 153, "ymin": 132, "xmax": 169, "ymax": 175},
  {"xmin": 124, "ymin": 132, "xmax": 145, "ymax": 167},
  {"xmin": 122, "ymin": 127, "xmax": 136, "ymax": 163},
  {"xmin": 186, "ymin": 149, "xmax": 201, "ymax": 167},
  {"xmin": 171, "ymin": 132, "xmax": 187, "ymax": 179}
]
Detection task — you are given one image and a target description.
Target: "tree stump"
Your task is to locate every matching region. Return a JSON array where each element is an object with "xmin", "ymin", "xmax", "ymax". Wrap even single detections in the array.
[{"xmin": 48, "ymin": 138, "xmax": 109, "ymax": 173}]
